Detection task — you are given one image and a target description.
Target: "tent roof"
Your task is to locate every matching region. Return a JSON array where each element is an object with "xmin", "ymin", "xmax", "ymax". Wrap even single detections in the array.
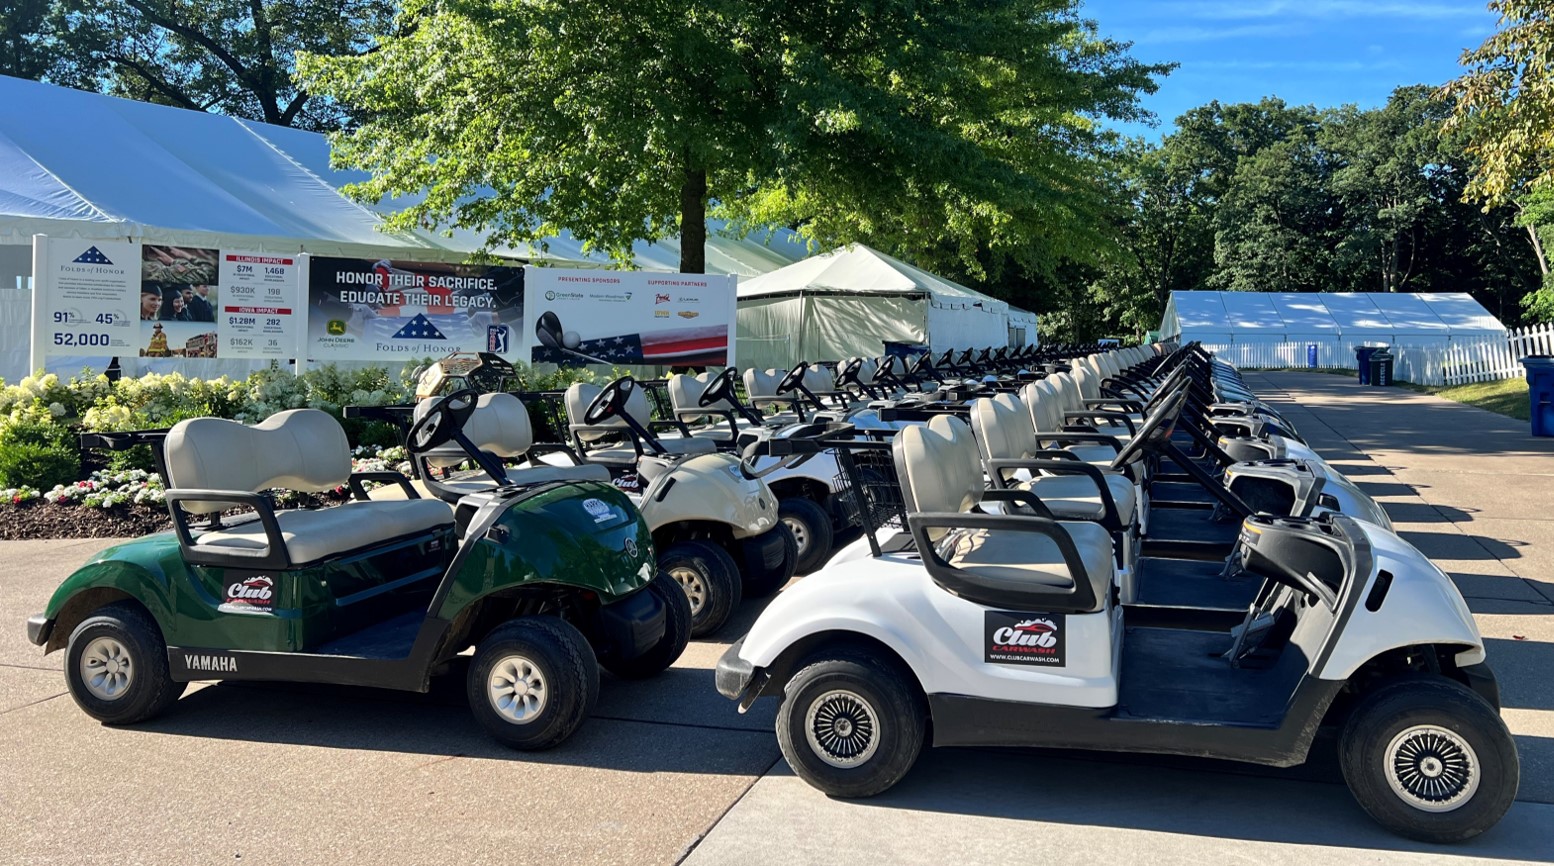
[
  {"xmin": 1160, "ymin": 291, "xmax": 1505, "ymax": 339},
  {"xmin": 737, "ymin": 243, "xmax": 1008, "ymax": 312},
  {"xmin": 0, "ymin": 75, "xmax": 808, "ymax": 275}
]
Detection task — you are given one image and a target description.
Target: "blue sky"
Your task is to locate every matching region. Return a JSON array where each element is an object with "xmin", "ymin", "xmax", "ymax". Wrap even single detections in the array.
[{"xmin": 1080, "ymin": 0, "xmax": 1501, "ymax": 137}]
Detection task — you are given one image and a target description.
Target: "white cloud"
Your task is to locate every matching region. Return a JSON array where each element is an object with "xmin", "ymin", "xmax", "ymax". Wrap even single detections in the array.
[{"xmin": 1135, "ymin": 23, "xmax": 1295, "ymax": 44}]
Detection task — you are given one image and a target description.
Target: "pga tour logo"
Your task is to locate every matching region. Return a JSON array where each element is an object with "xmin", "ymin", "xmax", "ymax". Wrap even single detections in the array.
[
  {"xmin": 218, "ymin": 575, "xmax": 276, "ymax": 614},
  {"xmin": 984, "ymin": 611, "xmax": 1066, "ymax": 667}
]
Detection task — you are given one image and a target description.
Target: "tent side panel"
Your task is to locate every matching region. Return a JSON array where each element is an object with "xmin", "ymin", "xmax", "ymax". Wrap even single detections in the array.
[
  {"xmin": 924, "ymin": 300, "xmax": 1006, "ymax": 353},
  {"xmin": 736, "ymin": 296, "xmax": 806, "ymax": 370},
  {"xmin": 809, "ymin": 295, "xmax": 926, "ymax": 362}
]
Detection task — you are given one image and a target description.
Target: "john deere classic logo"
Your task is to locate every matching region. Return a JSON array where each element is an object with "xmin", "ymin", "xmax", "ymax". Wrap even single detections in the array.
[{"xmin": 326, "ymin": 319, "xmax": 347, "ymax": 336}]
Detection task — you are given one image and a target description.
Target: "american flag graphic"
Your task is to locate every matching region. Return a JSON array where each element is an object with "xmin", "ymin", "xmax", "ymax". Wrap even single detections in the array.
[
  {"xmin": 72, "ymin": 247, "xmax": 113, "ymax": 265},
  {"xmin": 532, "ymin": 326, "xmax": 728, "ymax": 367},
  {"xmin": 390, "ymin": 314, "xmax": 448, "ymax": 340}
]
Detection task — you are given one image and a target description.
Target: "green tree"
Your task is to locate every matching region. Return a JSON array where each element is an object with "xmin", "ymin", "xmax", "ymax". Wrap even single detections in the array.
[
  {"xmin": 1442, "ymin": 0, "xmax": 1554, "ymax": 207},
  {"xmin": 298, "ymin": 0, "xmax": 1166, "ymax": 274},
  {"xmin": 12, "ymin": 0, "xmax": 396, "ymax": 130}
]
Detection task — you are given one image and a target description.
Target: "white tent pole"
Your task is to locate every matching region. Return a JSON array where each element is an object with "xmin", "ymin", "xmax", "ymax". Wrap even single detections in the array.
[
  {"xmin": 294, "ymin": 253, "xmax": 310, "ymax": 377},
  {"xmin": 28, "ymin": 234, "xmax": 48, "ymax": 377},
  {"xmin": 798, "ymin": 289, "xmax": 810, "ymax": 366}
]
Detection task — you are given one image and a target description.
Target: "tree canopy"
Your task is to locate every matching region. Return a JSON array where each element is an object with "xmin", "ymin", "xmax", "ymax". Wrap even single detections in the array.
[{"xmin": 297, "ymin": 0, "xmax": 1167, "ymax": 274}]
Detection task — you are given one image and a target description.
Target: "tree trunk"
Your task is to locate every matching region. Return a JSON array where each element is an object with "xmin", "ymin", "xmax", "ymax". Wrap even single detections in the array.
[
  {"xmin": 679, "ymin": 160, "xmax": 707, "ymax": 274},
  {"xmin": 1526, "ymin": 223, "xmax": 1549, "ymax": 276}
]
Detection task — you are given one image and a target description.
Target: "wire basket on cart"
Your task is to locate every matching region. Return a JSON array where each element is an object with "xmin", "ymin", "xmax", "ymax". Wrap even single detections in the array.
[{"xmin": 826, "ymin": 438, "xmax": 907, "ymax": 556}]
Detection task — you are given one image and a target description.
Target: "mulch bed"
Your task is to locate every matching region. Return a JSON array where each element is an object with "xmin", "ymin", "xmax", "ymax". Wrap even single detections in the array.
[
  {"xmin": 0, "ymin": 492, "xmax": 350, "ymax": 541},
  {"xmin": 0, "ymin": 500, "xmax": 174, "ymax": 540}
]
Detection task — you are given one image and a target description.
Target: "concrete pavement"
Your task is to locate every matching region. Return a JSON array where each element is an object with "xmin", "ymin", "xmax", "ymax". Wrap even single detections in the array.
[{"xmin": 3, "ymin": 372, "xmax": 1553, "ymax": 864}]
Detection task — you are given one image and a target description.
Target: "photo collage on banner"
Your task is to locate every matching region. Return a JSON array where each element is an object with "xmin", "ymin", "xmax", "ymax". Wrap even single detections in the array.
[
  {"xmin": 140, "ymin": 245, "xmax": 220, "ymax": 358},
  {"xmin": 525, "ymin": 270, "xmax": 736, "ymax": 368},
  {"xmin": 306, "ymin": 258, "xmax": 524, "ymax": 361}
]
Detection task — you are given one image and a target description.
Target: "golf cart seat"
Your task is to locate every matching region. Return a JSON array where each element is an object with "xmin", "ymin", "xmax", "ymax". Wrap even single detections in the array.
[
  {"xmin": 970, "ymin": 392, "xmax": 1137, "ymax": 526},
  {"xmin": 895, "ymin": 414, "xmax": 1112, "ymax": 612},
  {"xmin": 564, "ymin": 383, "xmax": 718, "ymax": 458},
  {"xmin": 1021, "ymin": 380, "xmax": 1135, "ymax": 468},
  {"xmin": 165, "ymin": 409, "xmax": 452, "ymax": 567},
  {"xmin": 412, "ymin": 393, "xmax": 610, "ymax": 502},
  {"xmin": 667, "ymin": 372, "xmax": 745, "ymax": 438}
]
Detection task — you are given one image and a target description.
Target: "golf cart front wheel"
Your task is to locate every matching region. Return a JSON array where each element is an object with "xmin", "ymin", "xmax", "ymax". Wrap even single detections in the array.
[
  {"xmin": 1339, "ymin": 676, "xmax": 1519, "ymax": 843},
  {"xmin": 739, "ymin": 524, "xmax": 800, "ymax": 599},
  {"xmin": 64, "ymin": 602, "xmax": 185, "ymax": 725},
  {"xmin": 599, "ymin": 572, "xmax": 692, "ymax": 680},
  {"xmin": 777, "ymin": 650, "xmax": 926, "ymax": 798},
  {"xmin": 467, "ymin": 616, "xmax": 599, "ymax": 750},
  {"xmin": 779, "ymin": 498, "xmax": 834, "ymax": 576},
  {"xmin": 660, "ymin": 540, "xmax": 742, "ymax": 638}
]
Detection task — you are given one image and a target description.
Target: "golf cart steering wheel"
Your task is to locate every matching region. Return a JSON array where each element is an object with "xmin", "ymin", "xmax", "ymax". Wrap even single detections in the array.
[
  {"xmin": 834, "ymin": 357, "xmax": 863, "ymax": 389},
  {"xmin": 408, "ymin": 388, "xmax": 479, "ymax": 453},
  {"xmin": 776, "ymin": 362, "xmax": 809, "ymax": 396},
  {"xmin": 584, "ymin": 376, "xmax": 636, "ymax": 426},
  {"xmin": 1109, "ymin": 385, "xmax": 1189, "ymax": 472},
  {"xmin": 698, "ymin": 367, "xmax": 738, "ymax": 408}
]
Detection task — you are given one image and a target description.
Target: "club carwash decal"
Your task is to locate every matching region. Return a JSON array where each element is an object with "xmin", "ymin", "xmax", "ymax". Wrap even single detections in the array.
[
  {"xmin": 218, "ymin": 575, "xmax": 276, "ymax": 615},
  {"xmin": 984, "ymin": 611, "xmax": 1066, "ymax": 666}
]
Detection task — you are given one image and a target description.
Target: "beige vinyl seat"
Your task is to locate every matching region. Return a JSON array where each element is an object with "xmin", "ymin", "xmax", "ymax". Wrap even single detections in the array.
[
  {"xmin": 164, "ymin": 409, "xmax": 452, "ymax": 566},
  {"xmin": 564, "ymin": 382, "xmax": 717, "ymax": 461},
  {"xmin": 970, "ymin": 392, "xmax": 1137, "ymax": 526},
  {"xmin": 413, "ymin": 392, "xmax": 609, "ymax": 500},
  {"xmin": 893, "ymin": 414, "xmax": 1112, "ymax": 609},
  {"xmin": 666, "ymin": 372, "xmax": 754, "ymax": 442}
]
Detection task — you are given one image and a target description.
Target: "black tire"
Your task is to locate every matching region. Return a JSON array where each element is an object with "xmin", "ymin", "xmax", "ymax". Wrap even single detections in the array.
[
  {"xmin": 739, "ymin": 524, "xmax": 799, "ymax": 599},
  {"xmin": 466, "ymin": 616, "xmax": 599, "ymax": 750},
  {"xmin": 600, "ymin": 572, "xmax": 692, "ymax": 680},
  {"xmin": 64, "ymin": 602, "xmax": 185, "ymax": 725},
  {"xmin": 660, "ymin": 540, "xmax": 743, "ymax": 638},
  {"xmin": 779, "ymin": 497, "xmax": 835, "ymax": 575},
  {"xmin": 1339, "ymin": 676, "xmax": 1520, "ymax": 843},
  {"xmin": 776, "ymin": 649, "xmax": 927, "ymax": 798}
]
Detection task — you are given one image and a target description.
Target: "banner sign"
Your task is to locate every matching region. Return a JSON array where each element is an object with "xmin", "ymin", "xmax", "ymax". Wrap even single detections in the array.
[
  {"xmin": 305, "ymin": 257, "xmax": 523, "ymax": 361},
  {"xmin": 524, "ymin": 268, "xmax": 736, "ymax": 367},
  {"xmin": 34, "ymin": 238, "xmax": 301, "ymax": 361},
  {"xmin": 218, "ymin": 252, "xmax": 301, "ymax": 359},
  {"xmin": 38, "ymin": 239, "xmax": 139, "ymax": 354}
]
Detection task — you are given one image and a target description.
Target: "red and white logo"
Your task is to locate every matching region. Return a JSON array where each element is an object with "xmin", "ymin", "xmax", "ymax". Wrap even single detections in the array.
[
  {"xmin": 219, "ymin": 575, "xmax": 276, "ymax": 614},
  {"xmin": 985, "ymin": 611, "xmax": 1065, "ymax": 666},
  {"xmin": 654, "ymin": 293, "xmax": 672, "ymax": 305}
]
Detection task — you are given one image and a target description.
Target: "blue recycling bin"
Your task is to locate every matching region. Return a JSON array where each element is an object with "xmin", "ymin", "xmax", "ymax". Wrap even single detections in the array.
[
  {"xmin": 882, "ymin": 340, "xmax": 929, "ymax": 359},
  {"xmin": 1307, "ymin": 344, "xmax": 1318, "ymax": 369},
  {"xmin": 1524, "ymin": 356, "xmax": 1554, "ymax": 437},
  {"xmin": 1355, "ymin": 346, "xmax": 1386, "ymax": 385}
]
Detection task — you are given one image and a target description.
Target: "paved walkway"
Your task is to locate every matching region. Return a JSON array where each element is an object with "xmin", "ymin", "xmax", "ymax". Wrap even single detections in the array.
[
  {"xmin": 1, "ymin": 373, "xmax": 1551, "ymax": 864},
  {"xmin": 683, "ymin": 372, "xmax": 1554, "ymax": 866}
]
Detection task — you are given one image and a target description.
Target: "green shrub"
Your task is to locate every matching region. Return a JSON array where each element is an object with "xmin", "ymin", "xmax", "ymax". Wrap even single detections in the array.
[{"xmin": 0, "ymin": 440, "xmax": 80, "ymax": 490}]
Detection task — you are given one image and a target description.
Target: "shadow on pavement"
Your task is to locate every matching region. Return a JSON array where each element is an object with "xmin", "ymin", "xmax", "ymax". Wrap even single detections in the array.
[
  {"xmin": 843, "ymin": 738, "xmax": 1554, "ymax": 860},
  {"xmin": 1398, "ymin": 530, "xmax": 1525, "ymax": 561}
]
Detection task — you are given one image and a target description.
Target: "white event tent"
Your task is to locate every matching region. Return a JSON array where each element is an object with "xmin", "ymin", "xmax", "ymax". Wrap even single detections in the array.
[
  {"xmin": 0, "ymin": 75, "xmax": 810, "ymax": 380},
  {"xmin": 1159, "ymin": 291, "xmax": 1506, "ymax": 367},
  {"xmin": 736, "ymin": 243, "xmax": 1029, "ymax": 370}
]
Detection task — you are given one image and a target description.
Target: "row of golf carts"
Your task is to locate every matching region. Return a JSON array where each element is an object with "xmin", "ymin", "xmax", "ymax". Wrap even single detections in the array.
[{"xmin": 24, "ymin": 342, "xmax": 1518, "ymax": 843}]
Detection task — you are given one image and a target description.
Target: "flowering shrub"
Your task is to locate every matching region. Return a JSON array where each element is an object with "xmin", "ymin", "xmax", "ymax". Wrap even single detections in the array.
[
  {"xmin": 1, "ymin": 485, "xmax": 40, "ymax": 504},
  {"xmin": 42, "ymin": 469, "xmax": 166, "ymax": 509}
]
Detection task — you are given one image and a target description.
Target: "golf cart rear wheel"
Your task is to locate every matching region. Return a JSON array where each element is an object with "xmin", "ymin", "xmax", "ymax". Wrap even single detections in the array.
[
  {"xmin": 777, "ymin": 650, "xmax": 926, "ymax": 798},
  {"xmin": 64, "ymin": 602, "xmax": 185, "ymax": 725},
  {"xmin": 600, "ymin": 572, "xmax": 691, "ymax": 680},
  {"xmin": 779, "ymin": 498, "xmax": 834, "ymax": 576},
  {"xmin": 1339, "ymin": 676, "xmax": 1519, "ymax": 843},
  {"xmin": 467, "ymin": 616, "xmax": 599, "ymax": 751},
  {"xmin": 660, "ymin": 540, "xmax": 742, "ymax": 638}
]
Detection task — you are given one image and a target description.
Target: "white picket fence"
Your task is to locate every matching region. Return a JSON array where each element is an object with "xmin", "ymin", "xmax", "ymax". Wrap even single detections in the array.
[{"xmin": 1200, "ymin": 323, "xmax": 1554, "ymax": 388}]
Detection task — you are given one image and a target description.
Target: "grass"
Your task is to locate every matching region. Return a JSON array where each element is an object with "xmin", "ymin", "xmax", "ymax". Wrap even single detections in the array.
[{"xmin": 1425, "ymin": 378, "xmax": 1531, "ymax": 421}]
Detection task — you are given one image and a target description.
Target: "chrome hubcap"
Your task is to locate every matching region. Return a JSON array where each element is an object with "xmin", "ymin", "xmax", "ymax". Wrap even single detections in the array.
[
  {"xmin": 1385, "ymin": 725, "xmax": 1479, "ymax": 813},
  {"xmin": 782, "ymin": 516, "xmax": 810, "ymax": 555},
  {"xmin": 670, "ymin": 566, "xmax": 707, "ymax": 615},
  {"xmin": 487, "ymin": 655, "xmax": 547, "ymax": 724},
  {"xmin": 80, "ymin": 637, "xmax": 134, "ymax": 701},
  {"xmin": 804, "ymin": 689, "xmax": 880, "ymax": 768}
]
